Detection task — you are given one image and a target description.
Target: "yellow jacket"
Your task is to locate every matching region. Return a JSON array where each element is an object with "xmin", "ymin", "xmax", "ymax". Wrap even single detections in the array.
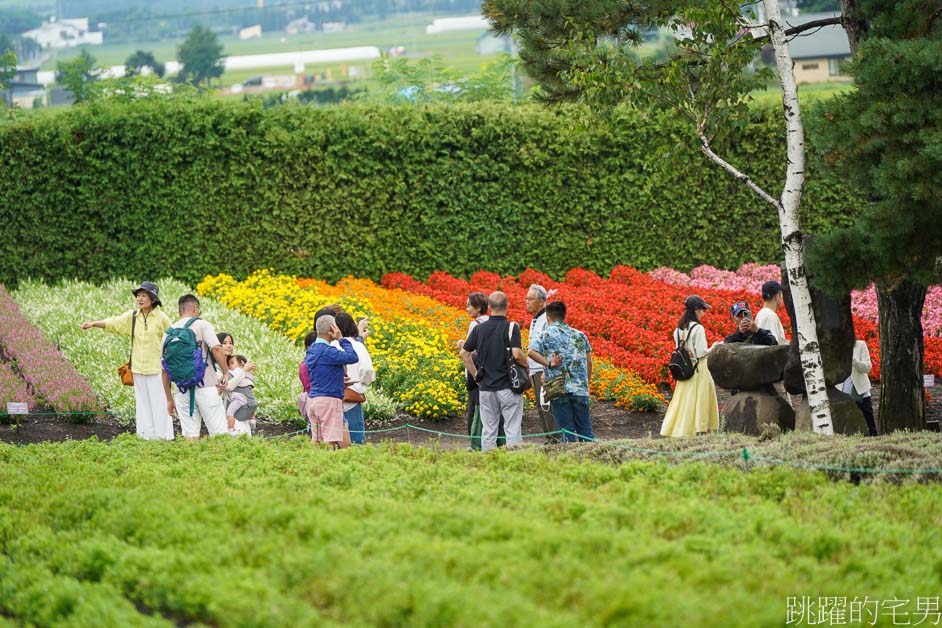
[{"xmin": 104, "ymin": 308, "xmax": 172, "ymax": 375}]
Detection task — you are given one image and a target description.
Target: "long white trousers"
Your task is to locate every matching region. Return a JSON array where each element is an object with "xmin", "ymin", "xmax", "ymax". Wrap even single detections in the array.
[{"xmin": 132, "ymin": 373, "xmax": 174, "ymax": 440}]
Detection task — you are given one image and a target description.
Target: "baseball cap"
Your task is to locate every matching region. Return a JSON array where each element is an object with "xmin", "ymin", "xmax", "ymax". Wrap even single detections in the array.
[
  {"xmin": 684, "ymin": 295, "xmax": 712, "ymax": 310},
  {"xmin": 731, "ymin": 301, "xmax": 751, "ymax": 318},
  {"xmin": 762, "ymin": 280, "xmax": 783, "ymax": 301}
]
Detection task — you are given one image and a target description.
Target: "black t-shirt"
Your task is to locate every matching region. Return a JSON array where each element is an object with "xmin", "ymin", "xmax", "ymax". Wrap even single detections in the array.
[
  {"xmin": 724, "ymin": 328, "xmax": 777, "ymax": 345},
  {"xmin": 463, "ymin": 315, "xmax": 521, "ymax": 392}
]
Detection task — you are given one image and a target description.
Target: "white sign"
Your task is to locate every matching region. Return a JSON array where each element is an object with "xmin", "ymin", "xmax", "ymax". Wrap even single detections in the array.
[
  {"xmin": 5, "ymin": 402, "xmax": 28, "ymax": 415},
  {"xmin": 925, "ymin": 374, "xmax": 935, "ymax": 388}
]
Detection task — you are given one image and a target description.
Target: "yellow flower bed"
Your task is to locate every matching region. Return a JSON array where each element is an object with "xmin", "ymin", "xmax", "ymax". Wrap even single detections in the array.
[{"xmin": 198, "ymin": 270, "xmax": 467, "ymax": 419}]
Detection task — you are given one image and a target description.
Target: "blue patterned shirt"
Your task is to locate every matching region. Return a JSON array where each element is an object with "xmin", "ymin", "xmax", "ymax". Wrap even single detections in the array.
[{"xmin": 531, "ymin": 322, "xmax": 592, "ymax": 396}]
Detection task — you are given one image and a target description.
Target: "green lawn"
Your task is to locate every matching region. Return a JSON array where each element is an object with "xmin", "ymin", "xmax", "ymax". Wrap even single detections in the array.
[
  {"xmin": 750, "ymin": 80, "xmax": 854, "ymax": 105},
  {"xmin": 0, "ymin": 437, "xmax": 938, "ymax": 626}
]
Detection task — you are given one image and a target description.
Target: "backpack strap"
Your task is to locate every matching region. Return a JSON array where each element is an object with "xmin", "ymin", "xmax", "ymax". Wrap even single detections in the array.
[
  {"xmin": 181, "ymin": 318, "xmax": 206, "ymax": 416},
  {"xmin": 678, "ymin": 321, "xmax": 701, "ymax": 347}
]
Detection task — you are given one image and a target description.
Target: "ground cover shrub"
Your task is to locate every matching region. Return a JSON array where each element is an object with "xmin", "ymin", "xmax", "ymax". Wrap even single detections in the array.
[
  {"xmin": 0, "ymin": 284, "xmax": 100, "ymax": 415},
  {"xmin": 576, "ymin": 430, "xmax": 942, "ymax": 484},
  {"xmin": 650, "ymin": 264, "xmax": 942, "ymax": 378},
  {"xmin": 13, "ymin": 279, "xmax": 308, "ymax": 423},
  {"xmin": 0, "ymin": 99, "xmax": 862, "ymax": 288},
  {"xmin": 199, "ymin": 270, "xmax": 660, "ymax": 417},
  {"xmin": 0, "ymin": 437, "xmax": 939, "ymax": 626}
]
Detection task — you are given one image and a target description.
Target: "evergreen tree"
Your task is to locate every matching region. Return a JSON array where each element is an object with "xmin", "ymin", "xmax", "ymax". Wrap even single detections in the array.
[
  {"xmin": 56, "ymin": 49, "xmax": 99, "ymax": 104},
  {"xmin": 0, "ymin": 47, "xmax": 16, "ymax": 108},
  {"xmin": 807, "ymin": 0, "xmax": 942, "ymax": 432},
  {"xmin": 176, "ymin": 25, "xmax": 225, "ymax": 88},
  {"xmin": 125, "ymin": 50, "xmax": 165, "ymax": 78}
]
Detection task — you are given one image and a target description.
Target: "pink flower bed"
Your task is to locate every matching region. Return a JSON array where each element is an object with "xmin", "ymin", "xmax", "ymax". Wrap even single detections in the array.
[
  {"xmin": 0, "ymin": 361, "xmax": 37, "ymax": 411},
  {"xmin": 650, "ymin": 264, "xmax": 942, "ymax": 337},
  {"xmin": 0, "ymin": 285, "xmax": 101, "ymax": 413}
]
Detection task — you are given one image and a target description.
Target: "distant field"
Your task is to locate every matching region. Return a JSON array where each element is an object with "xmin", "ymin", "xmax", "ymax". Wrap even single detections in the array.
[
  {"xmin": 751, "ymin": 80, "xmax": 854, "ymax": 105},
  {"xmin": 37, "ymin": 13, "xmax": 672, "ymax": 90},
  {"xmin": 38, "ymin": 12, "xmax": 499, "ymax": 85}
]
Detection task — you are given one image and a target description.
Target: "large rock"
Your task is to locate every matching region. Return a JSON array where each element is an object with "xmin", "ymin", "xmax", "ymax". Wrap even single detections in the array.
[
  {"xmin": 723, "ymin": 390, "xmax": 796, "ymax": 435},
  {"xmin": 708, "ymin": 343, "xmax": 789, "ymax": 391},
  {"xmin": 780, "ymin": 245, "xmax": 855, "ymax": 391},
  {"xmin": 795, "ymin": 388, "xmax": 868, "ymax": 435}
]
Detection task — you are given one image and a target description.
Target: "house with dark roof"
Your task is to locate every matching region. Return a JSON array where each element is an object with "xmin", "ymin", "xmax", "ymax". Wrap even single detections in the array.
[
  {"xmin": 786, "ymin": 12, "xmax": 852, "ymax": 83},
  {"xmin": 1, "ymin": 65, "xmax": 45, "ymax": 108}
]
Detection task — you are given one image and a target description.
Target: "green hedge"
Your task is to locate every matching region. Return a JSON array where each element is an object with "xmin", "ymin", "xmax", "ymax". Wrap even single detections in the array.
[{"xmin": 0, "ymin": 99, "xmax": 860, "ymax": 286}]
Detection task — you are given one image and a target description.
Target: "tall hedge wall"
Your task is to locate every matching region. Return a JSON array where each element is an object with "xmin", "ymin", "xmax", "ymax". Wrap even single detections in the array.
[{"xmin": 0, "ymin": 99, "xmax": 860, "ymax": 286}]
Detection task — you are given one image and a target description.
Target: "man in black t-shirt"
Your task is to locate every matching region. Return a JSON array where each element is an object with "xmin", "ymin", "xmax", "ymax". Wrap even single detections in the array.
[{"xmin": 460, "ymin": 291, "xmax": 529, "ymax": 451}]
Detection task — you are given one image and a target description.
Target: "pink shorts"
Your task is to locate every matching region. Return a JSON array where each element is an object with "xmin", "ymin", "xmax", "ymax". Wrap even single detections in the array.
[{"xmin": 306, "ymin": 396, "xmax": 344, "ymax": 443}]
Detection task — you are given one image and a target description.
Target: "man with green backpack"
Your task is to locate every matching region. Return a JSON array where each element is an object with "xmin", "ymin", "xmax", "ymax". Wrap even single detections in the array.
[{"xmin": 161, "ymin": 294, "xmax": 230, "ymax": 440}]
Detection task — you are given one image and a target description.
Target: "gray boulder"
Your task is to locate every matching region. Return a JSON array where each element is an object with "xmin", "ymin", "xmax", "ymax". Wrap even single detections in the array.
[
  {"xmin": 795, "ymin": 388, "xmax": 868, "ymax": 435},
  {"xmin": 723, "ymin": 390, "xmax": 796, "ymax": 435},
  {"xmin": 708, "ymin": 343, "xmax": 789, "ymax": 391}
]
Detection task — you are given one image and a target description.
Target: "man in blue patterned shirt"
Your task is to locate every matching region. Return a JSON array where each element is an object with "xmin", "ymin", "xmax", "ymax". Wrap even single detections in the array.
[{"xmin": 528, "ymin": 301, "xmax": 595, "ymax": 442}]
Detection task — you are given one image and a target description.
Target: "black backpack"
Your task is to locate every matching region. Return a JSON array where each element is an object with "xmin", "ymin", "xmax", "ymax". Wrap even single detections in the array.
[{"xmin": 668, "ymin": 322, "xmax": 701, "ymax": 381}]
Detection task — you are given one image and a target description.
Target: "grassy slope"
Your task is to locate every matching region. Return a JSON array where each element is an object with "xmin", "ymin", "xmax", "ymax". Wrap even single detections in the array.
[{"xmin": 0, "ymin": 438, "xmax": 939, "ymax": 626}]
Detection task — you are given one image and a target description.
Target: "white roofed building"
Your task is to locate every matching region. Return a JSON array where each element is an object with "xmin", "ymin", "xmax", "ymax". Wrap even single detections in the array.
[{"xmin": 22, "ymin": 17, "xmax": 103, "ymax": 49}]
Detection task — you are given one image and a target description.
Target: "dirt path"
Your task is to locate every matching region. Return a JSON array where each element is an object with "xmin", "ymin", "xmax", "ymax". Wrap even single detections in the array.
[
  {"xmin": 0, "ymin": 401, "xmax": 665, "ymax": 447},
  {"xmin": 5, "ymin": 384, "xmax": 940, "ymax": 446}
]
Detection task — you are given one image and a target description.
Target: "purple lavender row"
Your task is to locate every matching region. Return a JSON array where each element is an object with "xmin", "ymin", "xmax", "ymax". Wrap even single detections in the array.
[
  {"xmin": 0, "ymin": 360, "xmax": 37, "ymax": 410},
  {"xmin": 0, "ymin": 285, "xmax": 101, "ymax": 413}
]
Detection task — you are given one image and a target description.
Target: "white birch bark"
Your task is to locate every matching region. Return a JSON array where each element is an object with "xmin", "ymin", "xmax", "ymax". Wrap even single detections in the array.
[{"xmin": 765, "ymin": 0, "xmax": 834, "ymax": 434}]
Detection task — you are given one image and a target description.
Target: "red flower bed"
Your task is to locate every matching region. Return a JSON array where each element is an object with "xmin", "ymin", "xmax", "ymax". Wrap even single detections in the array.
[
  {"xmin": 386, "ymin": 266, "xmax": 762, "ymax": 384},
  {"xmin": 385, "ymin": 266, "xmax": 942, "ymax": 385}
]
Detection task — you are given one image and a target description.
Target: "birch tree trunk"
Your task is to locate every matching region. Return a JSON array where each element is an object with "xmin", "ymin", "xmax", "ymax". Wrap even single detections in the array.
[{"xmin": 765, "ymin": 0, "xmax": 834, "ymax": 434}]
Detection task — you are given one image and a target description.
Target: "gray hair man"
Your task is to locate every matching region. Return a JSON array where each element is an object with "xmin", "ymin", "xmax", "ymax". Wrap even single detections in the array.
[
  {"xmin": 525, "ymin": 284, "xmax": 558, "ymax": 441},
  {"xmin": 459, "ymin": 291, "xmax": 528, "ymax": 451}
]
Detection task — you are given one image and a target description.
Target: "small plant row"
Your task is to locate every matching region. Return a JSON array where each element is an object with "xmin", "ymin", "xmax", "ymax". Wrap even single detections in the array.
[
  {"xmin": 0, "ymin": 437, "xmax": 939, "ymax": 626},
  {"xmin": 0, "ymin": 284, "xmax": 100, "ymax": 414},
  {"xmin": 11, "ymin": 279, "xmax": 399, "ymax": 424}
]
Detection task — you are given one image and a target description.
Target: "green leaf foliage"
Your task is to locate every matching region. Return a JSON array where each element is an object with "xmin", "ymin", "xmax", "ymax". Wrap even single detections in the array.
[
  {"xmin": 805, "ymin": 1, "xmax": 942, "ymax": 295},
  {"xmin": 0, "ymin": 98, "xmax": 862, "ymax": 287},
  {"xmin": 55, "ymin": 48, "xmax": 99, "ymax": 104},
  {"xmin": 175, "ymin": 25, "xmax": 225, "ymax": 88},
  {"xmin": 0, "ymin": 438, "xmax": 940, "ymax": 625}
]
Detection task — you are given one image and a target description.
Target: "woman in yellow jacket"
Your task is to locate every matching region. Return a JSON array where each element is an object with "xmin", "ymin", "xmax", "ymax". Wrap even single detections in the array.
[{"xmin": 82, "ymin": 281, "xmax": 174, "ymax": 440}]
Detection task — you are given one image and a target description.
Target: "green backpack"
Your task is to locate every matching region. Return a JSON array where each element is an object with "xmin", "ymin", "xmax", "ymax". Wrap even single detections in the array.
[{"xmin": 162, "ymin": 318, "xmax": 214, "ymax": 414}]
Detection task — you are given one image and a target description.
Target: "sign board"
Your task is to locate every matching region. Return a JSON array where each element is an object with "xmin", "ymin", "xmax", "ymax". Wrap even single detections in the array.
[
  {"xmin": 925, "ymin": 374, "xmax": 935, "ymax": 388},
  {"xmin": 5, "ymin": 402, "xmax": 28, "ymax": 415}
]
